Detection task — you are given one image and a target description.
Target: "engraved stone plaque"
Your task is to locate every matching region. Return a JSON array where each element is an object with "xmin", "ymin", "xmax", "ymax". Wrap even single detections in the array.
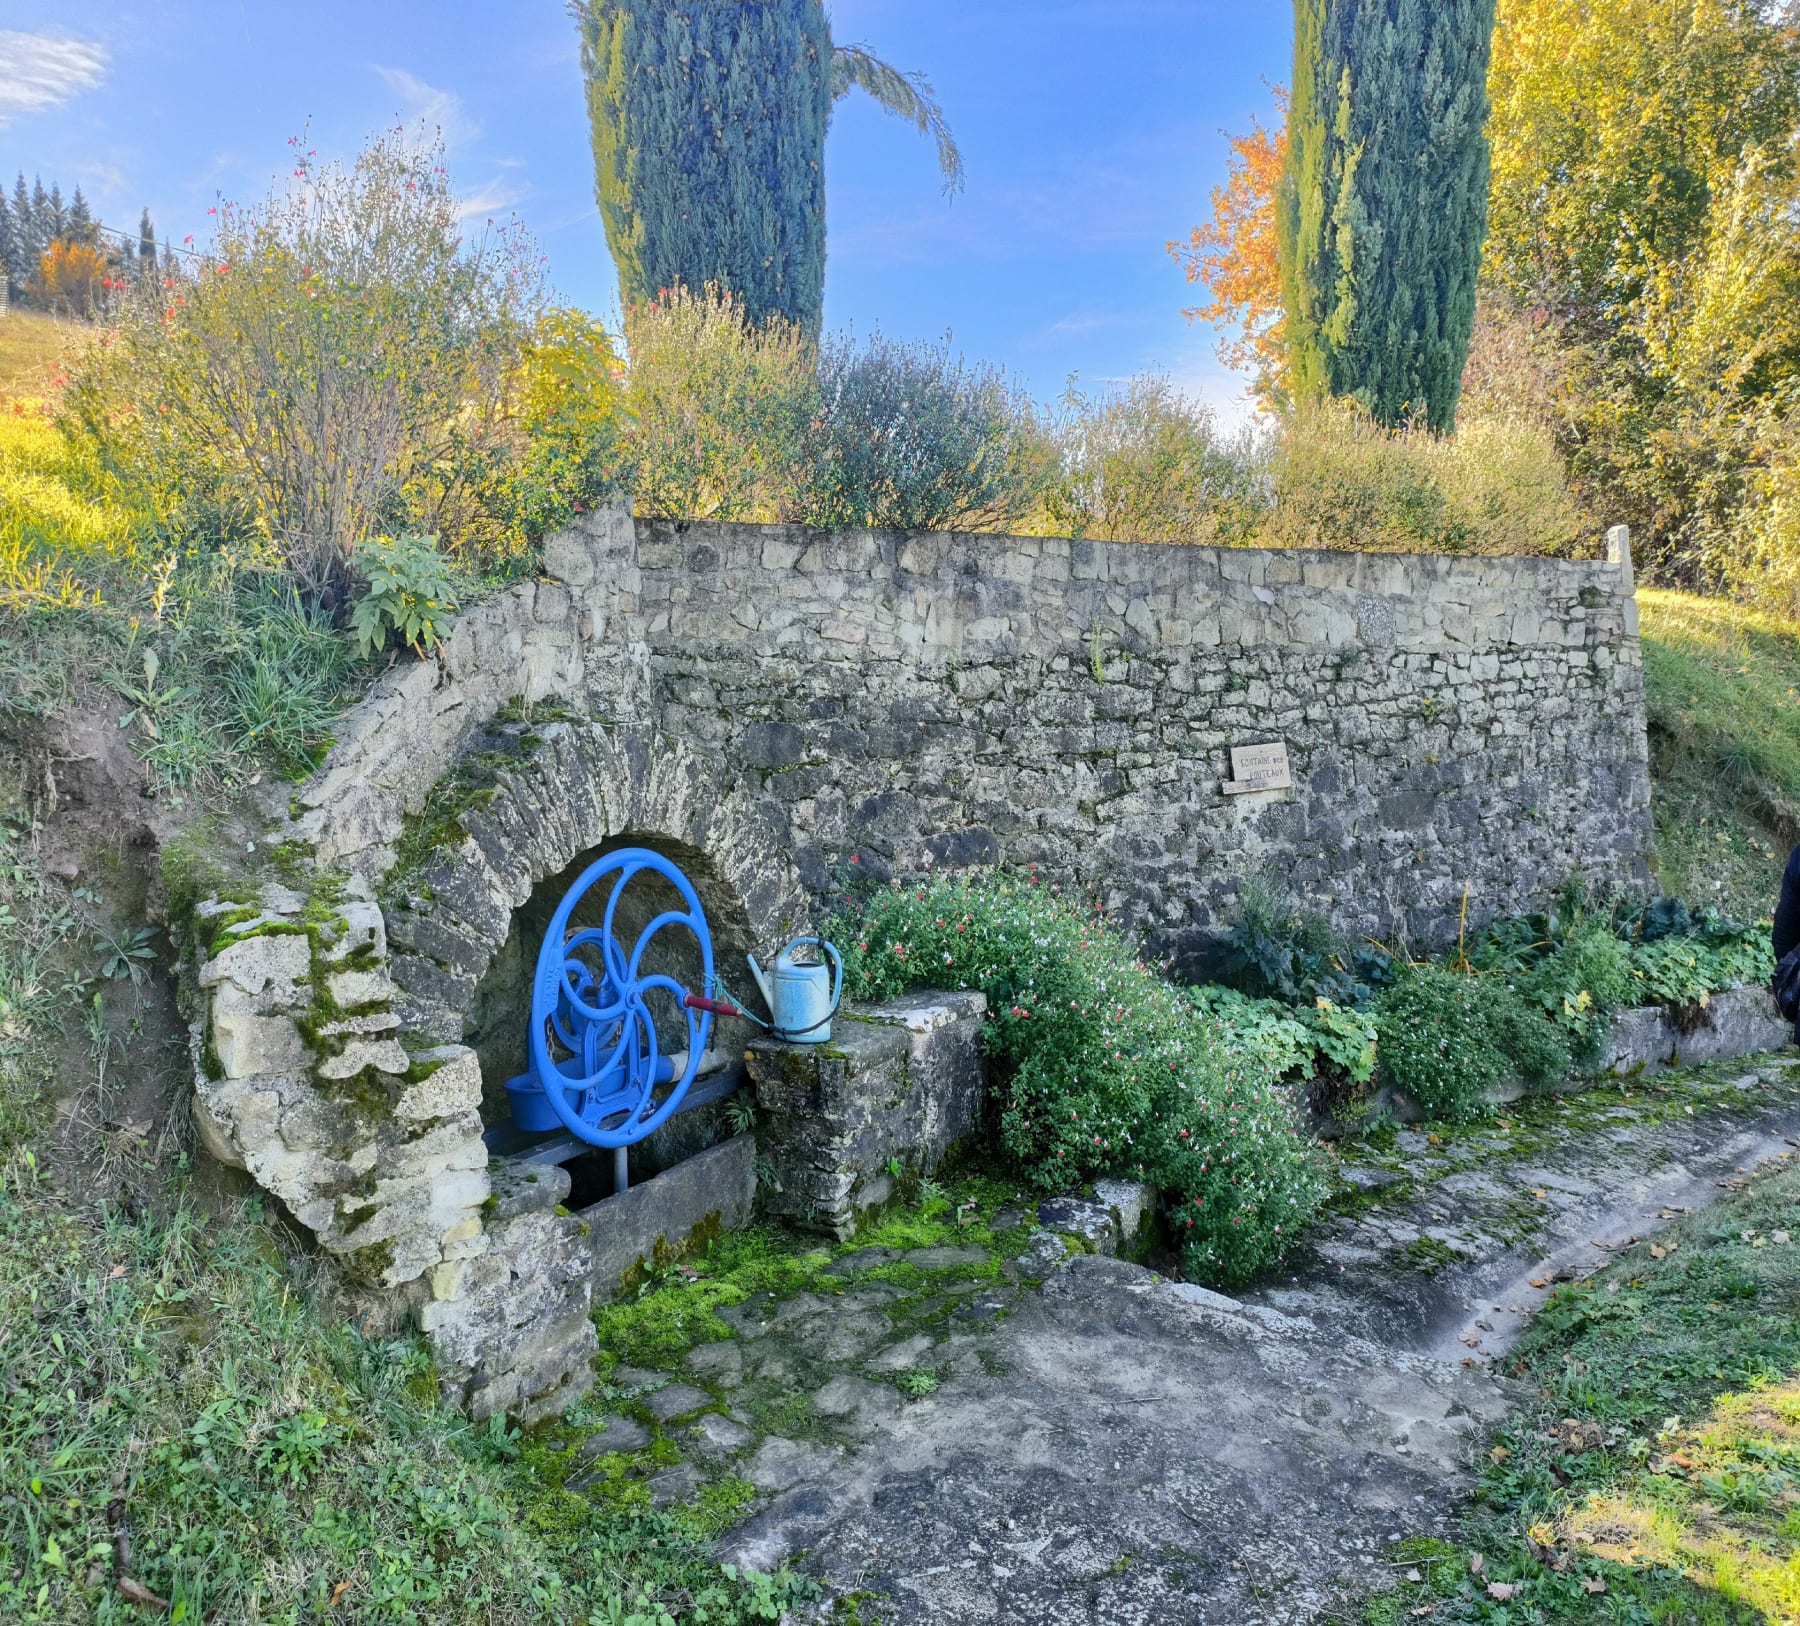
[{"xmin": 1224, "ymin": 741, "xmax": 1293, "ymax": 795}]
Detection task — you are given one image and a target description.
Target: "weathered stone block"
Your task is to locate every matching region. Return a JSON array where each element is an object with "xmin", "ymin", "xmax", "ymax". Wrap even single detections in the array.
[
  {"xmin": 201, "ymin": 932, "xmax": 309, "ymax": 996},
  {"xmin": 212, "ymin": 1010, "xmax": 307, "ymax": 1079},
  {"xmin": 748, "ymin": 990, "xmax": 987, "ymax": 1238},
  {"xmin": 395, "ymin": 1045, "xmax": 483, "ymax": 1121}
]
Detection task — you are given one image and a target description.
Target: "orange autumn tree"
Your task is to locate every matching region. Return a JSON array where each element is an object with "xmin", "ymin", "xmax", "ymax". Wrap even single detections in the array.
[{"xmin": 1168, "ymin": 89, "xmax": 1288, "ymax": 407}]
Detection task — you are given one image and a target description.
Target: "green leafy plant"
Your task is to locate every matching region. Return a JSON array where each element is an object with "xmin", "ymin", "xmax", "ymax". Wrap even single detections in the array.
[
  {"xmin": 896, "ymin": 1371, "xmax": 940, "ymax": 1399},
  {"xmin": 1216, "ymin": 876, "xmax": 1389, "ymax": 1006},
  {"xmin": 94, "ymin": 924, "xmax": 158, "ymax": 984},
  {"xmin": 349, "ymin": 532, "xmax": 459, "ymax": 659},
  {"xmin": 1372, "ymin": 966, "xmax": 1516, "ymax": 1121},
  {"xmin": 110, "ymin": 646, "xmax": 188, "ymax": 742},
  {"xmin": 836, "ymin": 871, "xmax": 1326, "ymax": 1288}
]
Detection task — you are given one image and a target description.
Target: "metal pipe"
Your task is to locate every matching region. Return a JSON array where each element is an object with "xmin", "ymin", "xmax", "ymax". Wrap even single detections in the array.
[{"xmin": 614, "ymin": 1145, "xmax": 629, "ymax": 1195}]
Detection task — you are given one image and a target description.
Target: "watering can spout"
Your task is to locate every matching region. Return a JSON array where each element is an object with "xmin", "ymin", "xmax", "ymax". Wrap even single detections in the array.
[{"xmin": 746, "ymin": 953, "xmax": 774, "ymax": 1014}]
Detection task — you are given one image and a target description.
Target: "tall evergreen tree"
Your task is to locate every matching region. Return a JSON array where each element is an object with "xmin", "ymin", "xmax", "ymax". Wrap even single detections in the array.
[
  {"xmin": 28, "ymin": 177, "xmax": 49, "ymax": 265},
  {"xmin": 8, "ymin": 175, "xmax": 29, "ymax": 300},
  {"xmin": 1278, "ymin": 0, "xmax": 1496, "ymax": 431},
  {"xmin": 46, "ymin": 181, "xmax": 67, "ymax": 242},
  {"xmin": 138, "ymin": 206, "xmax": 156, "ymax": 270},
  {"xmin": 573, "ymin": 0, "xmax": 962, "ymax": 333},
  {"xmin": 67, "ymin": 185, "xmax": 96, "ymax": 245}
]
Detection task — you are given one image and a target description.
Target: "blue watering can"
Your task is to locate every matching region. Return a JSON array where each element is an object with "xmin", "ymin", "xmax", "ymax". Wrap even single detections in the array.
[{"xmin": 746, "ymin": 938, "xmax": 843, "ymax": 1044}]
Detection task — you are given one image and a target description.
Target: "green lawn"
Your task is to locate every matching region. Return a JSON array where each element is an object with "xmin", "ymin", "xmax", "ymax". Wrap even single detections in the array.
[
  {"xmin": 1641, "ymin": 588, "xmax": 1800, "ymax": 921},
  {"xmin": 1351, "ymin": 1152, "xmax": 1800, "ymax": 1624}
]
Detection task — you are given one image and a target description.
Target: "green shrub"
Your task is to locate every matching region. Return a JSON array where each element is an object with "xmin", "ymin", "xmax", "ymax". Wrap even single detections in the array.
[
  {"xmin": 796, "ymin": 330, "xmax": 1047, "ymax": 532},
  {"xmin": 1186, "ymin": 985, "xmax": 1317, "ymax": 1078},
  {"xmin": 1485, "ymin": 984, "xmax": 1576, "ymax": 1093},
  {"xmin": 1516, "ymin": 916, "xmax": 1635, "ymax": 1068},
  {"xmin": 1629, "ymin": 929, "xmax": 1775, "ymax": 1013},
  {"xmin": 1040, "ymin": 374, "xmax": 1266, "ymax": 545},
  {"xmin": 349, "ymin": 532, "xmax": 459, "ymax": 659},
  {"xmin": 1373, "ymin": 966, "xmax": 1516, "ymax": 1121},
  {"xmin": 838, "ymin": 873, "xmax": 1327, "ymax": 1288},
  {"xmin": 1215, "ymin": 876, "xmax": 1389, "ymax": 1006},
  {"xmin": 1187, "ymin": 985, "xmax": 1378, "ymax": 1087}
]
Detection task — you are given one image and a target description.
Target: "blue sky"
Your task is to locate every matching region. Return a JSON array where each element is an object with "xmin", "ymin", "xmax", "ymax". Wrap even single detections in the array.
[{"xmin": 1, "ymin": 1, "xmax": 1289, "ymax": 421}]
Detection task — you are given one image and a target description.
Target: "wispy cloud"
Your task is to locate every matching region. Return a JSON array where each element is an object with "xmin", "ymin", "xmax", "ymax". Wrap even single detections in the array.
[
  {"xmin": 455, "ymin": 176, "xmax": 530, "ymax": 226},
  {"xmin": 372, "ymin": 65, "xmax": 479, "ymax": 151},
  {"xmin": 0, "ymin": 31, "xmax": 108, "ymax": 129}
]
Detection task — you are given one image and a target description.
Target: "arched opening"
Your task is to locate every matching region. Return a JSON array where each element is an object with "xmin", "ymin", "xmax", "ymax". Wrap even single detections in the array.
[{"xmin": 464, "ymin": 829, "xmax": 763, "ymax": 1205}]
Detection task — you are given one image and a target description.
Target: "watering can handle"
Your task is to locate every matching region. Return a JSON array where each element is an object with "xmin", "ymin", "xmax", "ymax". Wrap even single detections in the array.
[{"xmin": 791, "ymin": 936, "xmax": 844, "ymax": 1017}]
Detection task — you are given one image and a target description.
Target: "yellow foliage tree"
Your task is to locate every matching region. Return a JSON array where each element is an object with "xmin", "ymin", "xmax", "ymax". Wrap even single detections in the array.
[
  {"xmin": 1168, "ymin": 91, "xmax": 1288, "ymax": 405},
  {"xmin": 36, "ymin": 239, "xmax": 107, "ymax": 318}
]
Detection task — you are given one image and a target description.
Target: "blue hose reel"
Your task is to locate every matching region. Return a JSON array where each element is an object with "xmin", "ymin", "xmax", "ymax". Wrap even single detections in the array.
[{"xmin": 504, "ymin": 848, "xmax": 722, "ymax": 1149}]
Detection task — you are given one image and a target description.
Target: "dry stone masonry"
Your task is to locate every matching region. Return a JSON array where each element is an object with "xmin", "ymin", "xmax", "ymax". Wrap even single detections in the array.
[{"xmin": 179, "ymin": 503, "xmax": 1659, "ymax": 1419}]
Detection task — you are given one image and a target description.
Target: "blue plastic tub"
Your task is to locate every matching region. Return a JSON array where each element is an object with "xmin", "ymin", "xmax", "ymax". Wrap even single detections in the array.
[{"xmin": 504, "ymin": 1072, "xmax": 560, "ymax": 1133}]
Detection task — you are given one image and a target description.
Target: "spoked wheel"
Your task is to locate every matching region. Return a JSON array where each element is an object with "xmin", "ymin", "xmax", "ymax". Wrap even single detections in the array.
[{"xmin": 527, "ymin": 848, "xmax": 715, "ymax": 1149}]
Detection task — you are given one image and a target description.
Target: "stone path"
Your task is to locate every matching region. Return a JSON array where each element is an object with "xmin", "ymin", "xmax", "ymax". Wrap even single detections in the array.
[{"xmin": 575, "ymin": 1058, "xmax": 1800, "ymax": 1623}]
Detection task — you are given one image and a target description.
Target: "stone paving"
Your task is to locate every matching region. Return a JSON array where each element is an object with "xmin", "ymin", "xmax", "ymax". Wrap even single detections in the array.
[{"xmin": 558, "ymin": 1058, "xmax": 1800, "ymax": 1624}]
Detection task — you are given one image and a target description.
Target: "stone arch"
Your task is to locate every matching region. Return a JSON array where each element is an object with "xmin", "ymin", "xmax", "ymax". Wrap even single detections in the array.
[{"xmin": 383, "ymin": 720, "xmax": 808, "ymax": 1064}]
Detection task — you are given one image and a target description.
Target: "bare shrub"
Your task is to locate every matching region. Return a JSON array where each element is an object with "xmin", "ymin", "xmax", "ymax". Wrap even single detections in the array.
[{"xmin": 62, "ymin": 129, "xmax": 544, "ymax": 609}]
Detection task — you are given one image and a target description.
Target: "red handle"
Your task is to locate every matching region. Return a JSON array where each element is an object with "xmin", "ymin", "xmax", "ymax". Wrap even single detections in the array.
[{"xmin": 683, "ymin": 993, "xmax": 741, "ymax": 1017}]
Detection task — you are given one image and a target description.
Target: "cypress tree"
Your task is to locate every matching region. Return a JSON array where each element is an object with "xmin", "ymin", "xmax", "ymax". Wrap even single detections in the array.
[
  {"xmin": 575, "ymin": 0, "xmax": 834, "ymax": 330},
  {"xmin": 572, "ymin": 0, "xmax": 961, "ymax": 334},
  {"xmin": 1279, "ymin": 0, "xmax": 1496, "ymax": 431},
  {"xmin": 139, "ymin": 207, "xmax": 157, "ymax": 270}
]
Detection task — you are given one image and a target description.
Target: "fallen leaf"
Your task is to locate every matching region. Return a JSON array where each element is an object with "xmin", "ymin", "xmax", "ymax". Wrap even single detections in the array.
[
  {"xmin": 1581, "ymin": 1576, "xmax": 1608, "ymax": 1595},
  {"xmin": 1650, "ymin": 1244, "xmax": 1667, "ymax": 1260},
  {"xmin": 1405, "ymin": 1567, "xmax": 1423, "ymax": 1582},
  {"xmin": 1490, "ymin": 1445, "xmax": 1512, "ymax": 1464},
  {"xmin": 1487, "ymin": 1581, "xmax": 1519, "ymax": 1601},
  {"xmin": 1469, "ymin": 1553, "xmax": 1485, "ymax": 1576},
  {"xmin": 1775, "ymin": 1230, "xmax": 1792, "ymax": 1245},
  {"xmin": 330, "ymin": 1579, "xmax": 352, "ymax": 1607},
  {"xmin": 117, "ymin": 1577, "xmax": 169, "ymax": 1610},
  {"xmin": 1461, "ymin": 1335, "xmax": 1482, "ymax": 1347},
  {"xmin": 1528, "ymin": 1277, "xmax": 1548, "ymax": 1289},
  {"xmin": 1530, "ymin": 1189, "xmax": 1547, "ymax": 1199}
]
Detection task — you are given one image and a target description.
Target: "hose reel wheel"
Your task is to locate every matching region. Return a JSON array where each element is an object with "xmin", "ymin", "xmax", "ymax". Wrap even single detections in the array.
[{"xmin": 521, "ymin": 847, "xmax": 716, "ymax": 1149}]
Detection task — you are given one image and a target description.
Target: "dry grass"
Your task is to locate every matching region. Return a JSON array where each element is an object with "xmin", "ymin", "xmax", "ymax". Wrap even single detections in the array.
[{"xmin": 0, "ymin": 310, "xmax": 90, "ymax": 401}]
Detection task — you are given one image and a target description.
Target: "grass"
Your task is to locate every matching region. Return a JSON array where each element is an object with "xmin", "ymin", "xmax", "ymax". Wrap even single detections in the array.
[
  {"xmin": 0, "ymin": 310, "xmax": 88, "ymax": 401},
  {"xmin": 0, "ymin": 800, "xmax": 813, "ymax": 1626},
  {"xmin": 0, "ymin": 1156, "xmax": 817, "ymax": 1625},
  {"xmin": 1347, "ymin": 1153, "xmax": 1800, "ymax": 1624},
  {"xmin": 1640, "ymin": 588, "xmax": 1800, "ymax": 919}
]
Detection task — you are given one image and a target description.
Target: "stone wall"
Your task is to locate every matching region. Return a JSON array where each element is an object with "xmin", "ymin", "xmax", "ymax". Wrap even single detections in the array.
[
  {"xmin": 181, "ymin": 501, "xmax": 1657, "ymax": 1420},
  {"xmin": 286, "ymin": 502, "xmax": 1651, "ymax": 961}
]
